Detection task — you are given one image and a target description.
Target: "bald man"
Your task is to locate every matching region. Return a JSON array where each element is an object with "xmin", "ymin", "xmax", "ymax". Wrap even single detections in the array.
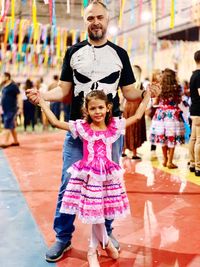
[{"xmin": 27, "ymin": 0, "xmax": 160, "ymax": 262}]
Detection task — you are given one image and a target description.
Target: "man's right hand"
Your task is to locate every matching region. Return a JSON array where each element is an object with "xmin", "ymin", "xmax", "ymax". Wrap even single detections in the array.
[{"xmin": 26, "ymin": 88, "xmax": 40, "ymax": 105}]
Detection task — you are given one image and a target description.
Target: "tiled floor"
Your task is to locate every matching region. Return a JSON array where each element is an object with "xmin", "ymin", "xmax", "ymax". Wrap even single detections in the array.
[{"xmin": 1, "ymin": 130, "xmax": 200, "ymax": 267}]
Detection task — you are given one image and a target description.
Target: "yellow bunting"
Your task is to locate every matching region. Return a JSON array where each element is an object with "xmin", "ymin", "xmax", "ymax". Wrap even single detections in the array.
[
  {"xmin": 56, "ymin": 27, "xmax": 61, "ymax": 58},
  {"xmin": 11, "ymin": 0, "xmax": 15, "ymax": 29},
  {"xmin": 32, "ymin": 0, "xmax": 37, "ymax": 29},
  {"xmin": 81, "ymin": 3, "xmax": 84, "ymax": 17},
  {"xmin": 4, "ymin": 17, "xmax": 9, "ymax": 45},
  {"xmin": 151, "ymin": 0, "xmax": 156, "ymax": 32},
  {"xmin": 44, "ymin": 47, "xmax": 49, "ymax": 66},
  {"xmin": 71, "ymin": 29, "xmax": 76, "ymax": 45},
  {"xmin": 80, "ymin": 31, "xmax": 86, "ymax": 42},
  {"xmin": 127, "ymin": 37, "xmax": 132, "ymax": 57},
  {"xmin": 18, "ymin": 19, "xmax": 23, "ymax": 53},
  {"xmin": 63, "ymin": 30, "xmax": 67, "ymax": 52},
  {"xmin": 170, "ymin": 0, "xmax": 175, "ymax": 29},
  {"xmin": 118, "ymin": 0, "xmax": 126, "ymax": 27},
  {"xmin": 33, "ymin": 23, "xmax": 39, "ymax": 47}
]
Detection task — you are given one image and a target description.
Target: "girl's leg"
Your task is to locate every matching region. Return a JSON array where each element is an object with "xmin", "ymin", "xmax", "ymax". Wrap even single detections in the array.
[
  {"xmin": 90, "ymin": 224, "xmax": 109, "ymax": 250},
  {"xmin": 162, "ymin": 146, "xmax": 168, "ymax": 167},
  {"xmin": 88, "ymin": 224, "xmax": 119, "ymax": 263},
  {"xmin": 88, "ymin": 224, "xmax": 108, "ymax": 267},
  {"xmin": 167, "ymin": 147, "xmax": 178, "ymax": 168}
]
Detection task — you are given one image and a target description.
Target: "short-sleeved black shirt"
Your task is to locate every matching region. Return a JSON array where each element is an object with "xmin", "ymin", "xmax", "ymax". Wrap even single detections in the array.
[
  {"xmin": 1, "ymin": 82, "xmax": 20, "ymax": 112},
  {"xmin": 189, "ymin": 69, "xmax": 200, "ymax": 116},
  {"xmin": 60, "ymin": 40, "xmax": 135, "ymax": 120}
]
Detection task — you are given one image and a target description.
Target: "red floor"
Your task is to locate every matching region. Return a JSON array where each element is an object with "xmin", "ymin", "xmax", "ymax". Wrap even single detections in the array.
[{"xmin": 3, "ymin": 130, "xmax": 200, "ymax": 267}]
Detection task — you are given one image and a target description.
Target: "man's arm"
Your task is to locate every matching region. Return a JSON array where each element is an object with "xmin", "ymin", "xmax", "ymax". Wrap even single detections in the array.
[
  {"xmin": 42, "ymin": 80, "xmax": 72, "ymax": 102},
  {"xmin": 26, "ymin": 80, "xmax": 72, "ymax": 105},
  {"xmin": 121, "ymin": 84, "xmax": 141, "ymax": 101},
  {"xmin": 121, "ymin": 82, "xmax": 161, "ymax": 101}
]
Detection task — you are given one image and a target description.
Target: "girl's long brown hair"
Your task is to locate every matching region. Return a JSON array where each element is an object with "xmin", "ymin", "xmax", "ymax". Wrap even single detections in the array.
[
  {"xmin": 160, "ymin": 68, "xmax": 180, "ymax": 99},
  {"xmin": 82, "ymin": 90, "xmax": 112, "ymax": 126}
]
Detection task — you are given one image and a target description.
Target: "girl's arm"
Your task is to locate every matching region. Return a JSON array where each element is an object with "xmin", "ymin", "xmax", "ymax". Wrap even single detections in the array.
[
  {"xmin": 39, "ymin": 98, "xmax": 70, "ymax": 131},
  {"xmin": 125, "ymin": 91, "xmax": 150, "ymax": 128}
]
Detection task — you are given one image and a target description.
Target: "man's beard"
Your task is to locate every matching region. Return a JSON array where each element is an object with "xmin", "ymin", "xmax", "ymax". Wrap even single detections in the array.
[{"xmin": 88, "ymin": 27, "xmax": 106, "ymax": 41}]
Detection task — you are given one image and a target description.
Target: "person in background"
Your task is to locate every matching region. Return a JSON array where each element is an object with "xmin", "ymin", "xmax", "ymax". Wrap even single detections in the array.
[
  {"xmin": 122, "ymin": 65, "xmax": 147, "ymax": 160},
  {"xmin": 0, "ymin": 72, "xmax": 22, "ymax": 148},
  {"xmin": 146, "ymin": 69, "xmax": 162, "ymax": 159},
  {"xmin": 188, "ymin": 50, "xmax": 200, "ymax": 177},
  {"xmin": 23, "ymin": 79, "xmax": 36, "ymax": 132},
  {"xmin": 35, "ymin": 78, "xmax": 49, "ymax": 130},
  {"xmin": 150, "ymin": 68, "xmax": 185, "ymax": 169}
]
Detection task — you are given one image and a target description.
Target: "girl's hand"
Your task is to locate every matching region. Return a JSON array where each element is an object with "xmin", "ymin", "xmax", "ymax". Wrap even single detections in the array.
[{"xmin": 26, "ymin": 88, "xmax": 41, "ymax": 105}]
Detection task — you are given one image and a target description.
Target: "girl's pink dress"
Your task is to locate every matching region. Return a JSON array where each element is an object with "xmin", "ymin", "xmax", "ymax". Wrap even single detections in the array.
[{"xmin": 60, "ymin": 117, "xmax": 130, "ymax": 224}]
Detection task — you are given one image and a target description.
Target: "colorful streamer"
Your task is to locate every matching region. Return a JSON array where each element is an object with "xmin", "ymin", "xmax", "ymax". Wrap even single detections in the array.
[
  {"xmin": 32, "ymin": 0, "xmax": 37, "ymax": 29},
  {"xmin": 130, "ymin": 0, "xmax": 135, "ymax": 24},
  {"xmin": 11, "ymin": 0, "xmax": 15, "ymax": 29},
  {"xmin": 138, "ymin": 0, "xmax": 142, "ymax": 24},
  {"xmin": 118, "ymin": 0, "xmax": 126, "ymax": 27},
  {"xmin": 83, "ymin": 0, "xmax": 89, "ymax": 8},
  {"xmin": 161, "ymin": 0, "xmax": 165, "ymax": 17},
  {"xmin": 67, "ymin": 0, "xmax": 70, "ymax": 14},
  {"xmin": 52, "ymin": 0, "xmax": 56, "ymax": 26},
  {"xmin": 170, "ymin": 0, "xmax": 175, "ymax": 28},
  {"xmin": 151, "ymin": 0, "xmax": 156, "ymax": 32},
  {"xmin": 56, "ymin": 27, "xmax": 61, "ymax": 58}
]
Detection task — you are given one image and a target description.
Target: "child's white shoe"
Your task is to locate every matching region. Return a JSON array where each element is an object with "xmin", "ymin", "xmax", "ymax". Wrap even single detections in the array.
[
  {"xmin": 87, "ymin": 248, "xmax": 100, "ymax": 267},
  {"xmin": 105, "ymin": 238, "xmax": 119, "ymax": 260}
]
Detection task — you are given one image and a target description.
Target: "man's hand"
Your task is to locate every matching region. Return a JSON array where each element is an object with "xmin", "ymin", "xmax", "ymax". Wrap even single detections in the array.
[
  {"xmin": 26, "ymin": 88, "xmax": 40, "ymax": 105},
  {"xmin": 148, "ymin": 82, "xmax": 161, "ymax": 98}
]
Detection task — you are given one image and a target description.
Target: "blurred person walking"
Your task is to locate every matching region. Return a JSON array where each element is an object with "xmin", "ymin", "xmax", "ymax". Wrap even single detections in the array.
[
  {"xmin": 122, "ymin": 65, "xmax": 147, "ymax": 160},
  {"xmin": 0, "ymin": 72, "xmax": 22, "ymax": 148},
  {"xmin": 188, "ymin": 50, "xmax": 200, "ymax": 176}
]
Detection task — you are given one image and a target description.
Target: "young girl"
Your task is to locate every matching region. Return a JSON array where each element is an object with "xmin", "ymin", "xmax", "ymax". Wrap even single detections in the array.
[
  {"xmin": 39, "ymin": 89, "xmax": 150, "ymax": 267},
  {"xmin": 150, "ymin": 68, "xmax": 185, "ymax": 169}
]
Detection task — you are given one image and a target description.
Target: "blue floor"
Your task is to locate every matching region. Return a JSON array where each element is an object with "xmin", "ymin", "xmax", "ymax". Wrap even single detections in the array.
[{"xmin": 0, "ymin": 150, "xmax": 55, "ymax": 267}]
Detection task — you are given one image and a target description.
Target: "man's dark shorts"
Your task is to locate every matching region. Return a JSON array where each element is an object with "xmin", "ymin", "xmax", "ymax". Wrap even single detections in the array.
[{"xmin": 3, "ymin": 111, "xmax": 17, "ymax": 129}]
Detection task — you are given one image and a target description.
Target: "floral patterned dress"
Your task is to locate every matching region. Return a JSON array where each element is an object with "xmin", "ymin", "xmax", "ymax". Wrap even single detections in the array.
[
  {"xmin": 150, "ymin": 97, "xmax": 185, "ymax": 148},
  {"xmin": 60, "ymin": 117, "xmax": 130, "ymax": 224}
]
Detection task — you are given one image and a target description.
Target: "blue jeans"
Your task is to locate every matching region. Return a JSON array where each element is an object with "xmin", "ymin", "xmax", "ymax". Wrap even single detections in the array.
[{"xmin": 53, "ymin": 131, "xmax": 123, "ymax": 244}]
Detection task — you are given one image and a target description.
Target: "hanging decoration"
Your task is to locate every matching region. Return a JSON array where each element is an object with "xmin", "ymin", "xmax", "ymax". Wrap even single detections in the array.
[
  {"xmin": 161, "ymin": 0, "xmax": 165, "ymax": 17},
  {"xmin": 0, "ymin": 0, "xmax": 10, "ymax": 22},
  {"xmin": 1, "ymin": 0, "xmax": 5, "ymax": 18},
  {"xmin": 151, "ymin": 0, "xmax": 156, "ymax": 32},
  {"xmin": 67, "ymin": 0, "xmax": 70, "ymax": 14},
  {"xmin": 52, "ymin": 0, "xmax": 56, "ymax": 26},
  {"xmin": 32, "ymin": 0, "xmax": 37, "ymax": 29},
  {"xmin": 118, "ymin": 0, "xmax": 126, "ymax": 27},
  {"xmin": 170, "ymin": 0, "xmax": 175, "ymax": 28},
  {"xmin": 49, "ymin": 0, "xmax": 52, "ymax": 24},
  {"xmin": 127, "ymin": 37, "xmax": 132, "ymax": 57},
  {"xmin": 130, "ymin": 0, "xmax": 135, "ymax": 24},
  {"xmin": 138, "ymin": 0, "xmax": 142, "ymax": 24},
  {"xmin": 83, "ymin": 0, "xmax": 89, "ymax": 8},
  {"xmin": 11, "ymin": 0, "xmax": 15, "ymax": 29}
]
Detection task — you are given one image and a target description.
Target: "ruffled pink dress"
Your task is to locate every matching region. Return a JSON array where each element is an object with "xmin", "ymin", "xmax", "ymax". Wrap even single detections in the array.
[{"xmin": 60, "ymin": 117, "xmax": 130, "ymax": 224}]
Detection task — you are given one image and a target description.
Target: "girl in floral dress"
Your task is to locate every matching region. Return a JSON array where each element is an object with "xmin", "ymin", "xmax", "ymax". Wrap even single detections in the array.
[
  {"xmin": 150, "ymin": 68, "xmax": 185, "ymax": 169},
  {"xmin": 38, "ymin": 89, "xmax": 150, "ymax": 267}
]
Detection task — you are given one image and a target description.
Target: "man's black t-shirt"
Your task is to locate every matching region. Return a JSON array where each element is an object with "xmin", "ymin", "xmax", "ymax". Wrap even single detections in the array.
[
  {"xmin": 1, "ymin": 82, "xmax": 20, "ymax": 113},
  {"xmin": 189, "ymin": 69, "xmax": 200, "ymax": 116},
  {"xmin": 60, "ymin": 40, "xmax": 136, "ymax": 120}
]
